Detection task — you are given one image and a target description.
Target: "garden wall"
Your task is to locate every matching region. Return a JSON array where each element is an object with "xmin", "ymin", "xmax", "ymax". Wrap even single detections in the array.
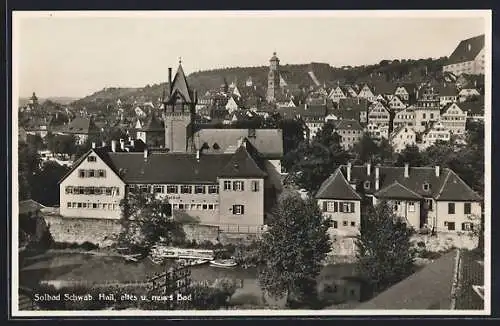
[
  {"xmin": 42, "ymin": 216, "xmax": 222, "ymax": 247},
  {"xmin": 44, "ymin": 215, "xmax": 122, "ymax": 247}
]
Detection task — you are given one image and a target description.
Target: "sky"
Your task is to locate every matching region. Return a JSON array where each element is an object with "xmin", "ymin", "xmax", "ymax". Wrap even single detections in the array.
[{"xmin": 14, "ymin": 11, "xmax": 487, "ymax": 98}]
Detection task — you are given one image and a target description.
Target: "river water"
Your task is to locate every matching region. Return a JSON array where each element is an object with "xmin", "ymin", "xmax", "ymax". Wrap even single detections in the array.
[{"xmin": 20, "ymin": 252, "xmax": 360, "ymax": 308}]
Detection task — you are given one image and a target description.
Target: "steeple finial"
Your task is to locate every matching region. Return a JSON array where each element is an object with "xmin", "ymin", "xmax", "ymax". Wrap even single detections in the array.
[
  {"xmin": 179, "ymin": 56, "xmax": 182, "ymax": 64},
  {"xmin": 273, "ymin": 51, "xmax": 276, "ymax": 56}
]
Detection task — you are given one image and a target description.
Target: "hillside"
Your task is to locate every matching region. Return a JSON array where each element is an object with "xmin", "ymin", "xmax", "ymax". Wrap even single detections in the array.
[
  {"xmin": 19, "ymin": 96, "xmax": 80, "ymax": 106},
  {"xmin": 70, "ymin": 57, "xmax": 448, "ymax": 109}
]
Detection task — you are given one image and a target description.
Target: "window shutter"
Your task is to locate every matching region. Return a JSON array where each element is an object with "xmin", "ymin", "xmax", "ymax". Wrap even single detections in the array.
[
  {"xmin": 334, "ymin": 202, "xmax": 338, "ymax": 212},
  {"xmin": 350, "ymin": 202, "xmax": 355, "ymax": 213},
  {"xmin": 241, "ymin": 205, "xmax": 245, "ymax": 214},
  {"xmin": 339, "ymin": 203, "xmax": 344, "ymax": 213},
  {"xmin": 233, "ymin": 182, "xmax": 237, "ymax": 191},
  {"xmin": 322, "ymin": 202, "xmax": 327, "ymax": 212},
  {"xmin": 241, "ymin": 182, "xmax": 244, "ymax": 191}
]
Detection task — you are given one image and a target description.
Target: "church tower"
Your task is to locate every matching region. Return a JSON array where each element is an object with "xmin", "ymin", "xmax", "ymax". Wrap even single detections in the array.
[
  {"xmin": 163, "ymin": 60, "xmax": 197, "ymax": 152},
  {"xmin": 266, "ymin": 52, "xmax": 281, "ymax": 103}
]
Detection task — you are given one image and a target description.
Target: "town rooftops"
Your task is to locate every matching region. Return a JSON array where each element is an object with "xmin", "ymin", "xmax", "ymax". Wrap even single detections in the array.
[
  {"xmin": 328, "ymin": 164, "xmax": 482, "ymax": 201},
  {"xmin": 334, "ymin": 119, "xmax": 364, "ymax": 131},
  {"xmin": 437, "ymin": 83, "xmax": 458, "ymax": 97},
  {"xmin": 356, "ymin": 249, "xmax": 458, "ymax": 309},
  {"xmin": 459, "ymin": 98, "xmax": 484, "ymax": 116},
  {"xmin": 446, "ymin": 34, "xmax": 485, "ymax": 66},
  {"xmin": 193, "ymin": 128, "xmax": 283, "ymax": 159},
  {"xmin": 63, "ymin": 117, "xmax": 100, "ymax": 134}
]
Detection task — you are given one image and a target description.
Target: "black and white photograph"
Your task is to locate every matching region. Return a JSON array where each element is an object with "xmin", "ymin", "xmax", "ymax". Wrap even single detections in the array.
[{"xmin": 11, "ymin": 10, "xmax": 491, "ymax": 316}]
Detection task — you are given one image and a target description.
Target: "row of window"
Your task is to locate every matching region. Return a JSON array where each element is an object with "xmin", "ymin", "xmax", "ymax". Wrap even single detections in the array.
[
  {"xmin": 65, "ymin": 186, "xmax": 120, "ymax": 196},
  {"xmin": 223, "ymin": 180, "xmax": 260, "ymax": 192},
  {"xmin": 449, "ymin": 202, "xmax": 472, "ymax": 214},
  {"xmin": 66, "ymin": 202, "xmax": 119, "ymax": 210},
  {"xmin": 323, "ymin": 201, "xmax": 356, "ymax": 213},
  {"xmin": 173, "ymin": 203, "xmax": 218, "ymax": 211},
  {"xmin": 332, "ymin": 220, "xmax": 357, "ymax": 228},
  {"xmin": 78, "ymin": 169, "xmax": 106, "ymax": 178},
  {"xmin": 444, "ymin": 221, "xmax": 474, "ymax": 231},
  {"xmin": 129, "ymin": 184, "xmax": 219, "ymax": 195}
]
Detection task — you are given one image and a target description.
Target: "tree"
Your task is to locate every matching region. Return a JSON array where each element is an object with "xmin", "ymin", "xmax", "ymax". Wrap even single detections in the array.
[
  {"xmin": 18, "ymin": 141, "xmax": 41, "ymax": 200},
  {"xmin": 31, "ymin": 161, "xmax": 71, "ymax": 206},
  {"xmin": 258, "ymin": 192, "xmax": 332, "ymax": 308},
  {"xmin": 118, "ymin": 191, "xmax": 185, "ymax": 253},
  {"xmin": 287, "ymin": 123, "xmax": 350, "ymax": 194},
  {"xmin": 356, "ymin": 201, "xmax": 416, "ymax": 293},
  {"xmin": 353, "ymin": 133, "xmax": 379, "ymax": 163},
  {"xmin": 395, "ymin": 144, "xmax": 428, "ymax": 167}
]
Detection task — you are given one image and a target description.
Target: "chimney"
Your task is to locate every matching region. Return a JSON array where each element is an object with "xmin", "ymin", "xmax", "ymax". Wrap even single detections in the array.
[
  {"xmin": 193, "ymin": 90, "xmax": 197, "ymax": 103},
  {"xmin": 143, "ymin": 148, "xmax": 148, "ymax": 160},
  {"xmin": 111, "ymin": 140, "xmax": 117, "ymax": 152},
  {"xmin": 91, "ymin": 142, "xmax": 96, "ymax": 149},
  {"xmin": 120, "ymin": 141, "xmax": 125, "ymax": 151},
  {"xmin": 404, "ymin": 163, "xmax": 410, "ymax": 178},
  {"xmin": 130, "ymin": 139, "xmax": 135, "ymax": 148},
  {"xmin": 168, "ymin": 68, "xmax": 172, "ymax": 94},
  {"xmin": 435, "ymin": 165, "xmax": 440, "ymax": 177},
  {"xmin": 102, "ymin": 141, "xmax": 106, "ymax": 147},
  {"xmin": 196, "ymin": 149, "xmax": 200, "ymax": 162},
  {"xmin": 375, "ymin": 165, "xmax": 380, "ymax": 190},
  {"xmin": 347, "ymin": 162, "xmax": 352, "ymax": 182},
  {"xmin": 367, "ymin": 162, "xmax": 371, "ymax": 176}
]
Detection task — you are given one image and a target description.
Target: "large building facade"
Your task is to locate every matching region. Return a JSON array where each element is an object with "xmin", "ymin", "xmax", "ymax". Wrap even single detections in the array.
[
  {"xmin": 442, "ymin": 34, "xmax": 485, "ymax": 76},
  {"xmin": 59, "ymin": 139, "xmax": 271, "ymax": 228}
]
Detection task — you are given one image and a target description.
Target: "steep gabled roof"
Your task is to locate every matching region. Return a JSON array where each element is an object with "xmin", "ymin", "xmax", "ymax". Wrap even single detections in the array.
[
  {"xmin": 375, "ymin": 181, "xmax": 423, "ymax": 200},
  {"xmin": 218, "ymin": 144, "xmax": 268, "ymax": 178},
  {"xmin": 436, "ymin": 169, "xmax": 483, "ymax": 201},
  {"xmin": 339, "ymin": 165, "xmax": 481, "ymax": 201},
  {"xmin": 315, "ymin": 168, "xmax": 362, "ymax": 200},
  {"xmin": 170, "ymin": 63, "xmax": 193, "ymax": 103},
  {"xmin": 334, "ymin": 119, "xmax": 364, "ymax": 131},
  {"xmin": 446, "ymin": 34, "xmax": 485, "ymax": 65}
]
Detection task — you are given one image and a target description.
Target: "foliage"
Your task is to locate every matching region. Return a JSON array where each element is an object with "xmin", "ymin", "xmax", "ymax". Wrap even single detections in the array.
[
  {"xmin": 355, "ymin": 201, "xmax": 416, "ymax": 293},
  {"xmin": 285, "ymin": 122, "xmax": 351, "ymax": 194},
  {"xmin": 46, "ymin": 134, "xmax": 77, "ymax": 156},
  {"xmin": 395, "ymin": 144, "xmax": 428, "ymax": 167},
  {"xmin": 50, "ymin": 241, "xmax": 99, "ymax": 251},
  {"xmin": 118, "ymin": 191, "xmax": 185, "ymax": 254},
  {"xmin": 18, "ymin": 141, "xmax": 41, "ymax": 200},
  {"xmin": 258, "ymin": 192, "xmax": 332, "ymax": 307},
  {"xmin": 31, "ymin": 161, "xmax": 71, "ymax": 206},
  {"xmin": 352, "ymin": 133, "xmax": 393, "ymax": 164}
]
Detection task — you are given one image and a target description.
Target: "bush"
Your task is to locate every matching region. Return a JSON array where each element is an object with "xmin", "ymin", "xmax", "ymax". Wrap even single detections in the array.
[
  {"xmin": 50, "ymin": 241, "xmax": 99, "ymax": 251},
  {"xmin": 416, "ymin": 241, "xmax": 426, "ymax": 248}
]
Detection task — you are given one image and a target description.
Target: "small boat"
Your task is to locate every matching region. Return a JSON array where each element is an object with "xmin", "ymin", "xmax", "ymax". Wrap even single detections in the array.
[
  {"xmin": 179, "ymin": 259, "xmax": 209, "ymax": 267},
  {"xmin": 123, "ymin": 253, "xmax": 142, "ymax": 262},
  {"xmin": 209, "ymin": 259, "xmax": 238, "ymax": 268}
]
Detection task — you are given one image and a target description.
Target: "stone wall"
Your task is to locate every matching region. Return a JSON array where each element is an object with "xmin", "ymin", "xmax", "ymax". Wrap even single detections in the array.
[
  {"xmin": 182, "ymin": 224, "xmax": 219, "ymax": 244},
  {"xmin": 43, "ymin": 215, "xmax": 269, "ymax": 248},
  {"xmin": 44, "ymin": 215, "xmax": 122, "ymax": 247},
  {"xmin": 411, "ymin": 232, "xmax": 479, "ymax": 252}
]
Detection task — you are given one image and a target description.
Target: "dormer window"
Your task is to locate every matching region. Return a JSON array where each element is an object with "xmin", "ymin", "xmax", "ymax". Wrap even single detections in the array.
[
  {"xmin": 423, "ymin": 182, "xmax": 431, "ymax": 191},
  {"xmin": 364, "ymin": 181, "xmax": 371, "ymax": 190}
]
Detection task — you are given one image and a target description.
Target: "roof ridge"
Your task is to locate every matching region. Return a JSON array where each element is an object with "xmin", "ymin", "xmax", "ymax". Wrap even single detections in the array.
[{"xmin": 436, "ymin": 170, "xmax": 452, "ymax": 199}]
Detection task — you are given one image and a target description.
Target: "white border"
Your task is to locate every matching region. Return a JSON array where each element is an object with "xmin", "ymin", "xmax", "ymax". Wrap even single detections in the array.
[{"xmin": 11, "ymin": 10, "xmax": 492, "ymax": 317}]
